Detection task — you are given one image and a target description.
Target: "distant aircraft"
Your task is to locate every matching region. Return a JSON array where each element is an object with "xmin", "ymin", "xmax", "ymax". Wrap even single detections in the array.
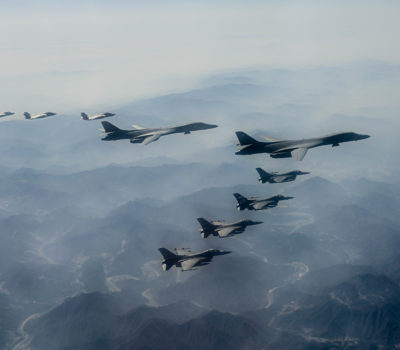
[
  {"xmin": 233, "ymin": 193, "xmax": 293, "ymax": 211},
  {"xmin": 0, "ymin": 112, "xmax": 14, "ymax": 118},
  {"xmin": 158, "ymin": 247, "xmax": 231, "ymax": 271},
  {"xmin": 24, "ymin": 112, "xmax": 56, "ymax": 120},
  {"xmin": 101, "ymin": 121, "xmax": 218, "ymax": 145},
  {"xmin": 197, "ymin": 217, "xmax": 263, "ymax": 238},
  {"xmin": 81, "ymin": 112, "xmax": 115, "ymax": 120},
  {"xmin": 235, "ymin": 131, "xmax": 370, "ymax": 161},
  {"xmin": 256, "ymin": 168, "xmax": 310, "ymax": 184}
]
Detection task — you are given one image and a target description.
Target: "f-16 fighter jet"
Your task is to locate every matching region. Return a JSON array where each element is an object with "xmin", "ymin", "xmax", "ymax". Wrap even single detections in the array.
[
  {"xmin": 256, "ymin": 168, "xmax": 310, "ymax": 184},
  {"xmin": 234, "ymin": 193, "xmax": 293, "ymax": 211},
  {"xmin": 24, "ymin": 112, "xmax": 56, "ymax": 120},
  {"xmin": 0, "ymin": 112, "xmax": 14, "ymax": 118},
  {"xmin": 235, "ymin": 131, "xmax": 370, "ymax": 161},
  {"xmin": 159, "ymin": 247, "xmax": 231, "ymax": 271},
  {"xmin": 81, "ymin": 112, "xmax": 115, "ymax": 120},
  {"xmin": 197, "ymin": 217, "xmax": 263, "ymax": 238},
  {"xmin": 101, "ymin": 121, "xmax": 218, "ymax": 145}
]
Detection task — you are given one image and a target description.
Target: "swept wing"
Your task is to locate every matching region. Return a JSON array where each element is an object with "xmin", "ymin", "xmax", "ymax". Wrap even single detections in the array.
[{"xmin": 180, "ymin": 257, "xmax": 210, "ymax": 271}]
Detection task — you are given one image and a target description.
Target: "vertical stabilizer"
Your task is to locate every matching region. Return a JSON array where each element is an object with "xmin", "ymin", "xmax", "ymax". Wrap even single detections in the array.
[
  {"xmin": 233, "ymin": 193, "xmax": 250, "ymax": 210},
  {"xmin": 197, "ymin": 218, "xmax": 216, "ymax": 238}
]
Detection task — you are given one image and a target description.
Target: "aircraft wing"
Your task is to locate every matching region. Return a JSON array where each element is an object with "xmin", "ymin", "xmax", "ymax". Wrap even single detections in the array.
[
  {"xmin": 142, "ymin": 134, "xmax": 162, "ymax": 145},
  {"xmin": 218, "ymin": 226, "xmax": 242, "ymax": 237},
  {"xmin": 135, "ymin": 130, "xmax": 172, "ymax": 145},
  {"xmin": 291, "ymin": 148, "xmax": 308, "ymax": 161},
  {"xmin": 180, "ymin": 257, "xmax": 210, "ymax": 271},
  {"xmin": 251, "ymin": 200, "xmax": 272, "ymax": 210}
]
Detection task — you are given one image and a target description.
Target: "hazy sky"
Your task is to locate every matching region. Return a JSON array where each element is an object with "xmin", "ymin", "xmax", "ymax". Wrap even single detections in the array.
[{"xmin": 1, "ymin": 1, "xmax": 399, "ymax": 111}]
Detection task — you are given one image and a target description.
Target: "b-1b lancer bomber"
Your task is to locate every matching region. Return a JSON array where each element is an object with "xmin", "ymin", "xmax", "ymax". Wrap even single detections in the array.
[
  {"xmin": 101, "ymin": 121, "xmax": 218, "ymax": 145},
  {"xmin": 234, "ymin": 193, "xmax": 293, "ymax": 211},
  {"xmin": 197, "ymin": 218, "xmax": 263, "ymax": 238},
  {"xmin": 81, "ymin": 112, "xmax": 115, "ymax": 120},
  {"xmin": 24, "ymin": 112, "xmax": 57, "ymax": 120},
  {"xmin": 256, "ymin": 168, "xmax": 309, "ymax": 184},
  {"xmin": 159, "ymin": 247, "xmax": 230, "ymax": 271},
  {"xmin": 0, "ymin": 112, "xmax": 14, "ymax": 118},
  {"xmin": 235, "ymin": 131, "xmax": 370, "ymax": 161}
]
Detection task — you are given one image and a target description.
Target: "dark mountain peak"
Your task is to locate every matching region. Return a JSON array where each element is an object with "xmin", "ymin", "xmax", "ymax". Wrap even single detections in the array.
[{"xmin": 328, "ymin": 274, "xmax": 400, "ymax": 307}]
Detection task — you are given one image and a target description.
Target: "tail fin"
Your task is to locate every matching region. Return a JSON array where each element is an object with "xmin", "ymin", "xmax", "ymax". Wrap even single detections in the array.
[
  {"xmin": 233, "ymin": 193, "xmax": 249, "ymax": 210},
  {"xmin": 256, "ymin": 168, "xmax": 270, "ymax": 178},
  {"xmin": 158, "ymin": 248, "xmax": 177, "ymax": 271},
  {"xmin": 24, "ymin": 112, "xmax": 31, "ymax": 119},
  {"xmin": 197, "ymin": 218, "xmax": 215, "ymax": 238},
  {"xmin": 101, "ymin": 121, "xmax": 121, "ymax": 133},
  {"xmin": 158, "ymin": 248, "xmax": 177, "ymax": 260},
  {"xmin": 81, "ymin": 113, "xmax": 89, "ymax": 120},
  {"xmin": 235, "ymin": 131, "xmax": 259, "ymax": 146}
]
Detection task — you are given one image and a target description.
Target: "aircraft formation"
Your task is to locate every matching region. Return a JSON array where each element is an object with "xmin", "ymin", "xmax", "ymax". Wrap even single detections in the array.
[{"xmin": 0, "ymin": 108, "xmax": 370, "ymax": 271}]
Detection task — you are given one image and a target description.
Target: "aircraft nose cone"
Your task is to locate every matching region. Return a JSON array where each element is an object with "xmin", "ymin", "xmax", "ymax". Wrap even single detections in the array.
[
  {"xmin": 220, "ymin": 250, "xmax": 231, "ymax": 255},
  {"xmin": 360, "ymin": 134, "xmax": 370, "ymax": 140},
  {"xmin": 251, "ymin": 221, "xmax": 263, "ymax": 225},
  {"xmin": 208, "ymin": 124, "xmax": 218, "ymax": 129}
]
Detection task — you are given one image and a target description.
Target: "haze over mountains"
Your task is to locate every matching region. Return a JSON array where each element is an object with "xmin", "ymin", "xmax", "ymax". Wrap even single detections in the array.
[{"xmin": 1, "ymin": 64, "xmax": 400, "ymax": 349}]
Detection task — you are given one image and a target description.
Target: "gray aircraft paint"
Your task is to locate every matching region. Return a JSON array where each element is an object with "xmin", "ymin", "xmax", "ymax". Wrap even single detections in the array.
[
  {"xmin": 256, "ymin": 168, "xmax": 310, "ymax": 184},
  {"xmin": 0, "ymin": 112, "xmax": 14, "ymax": 118},
  {"xmin": 101, "ymin": 121, "xmax": 218, "ymax": 145},
  {"xmin": 197, "ymin": 217, "xmax": 263, "ymax": 238},
  {"xmin": 24, "ymin": 112, "xmax": 57, "ymax": 120},
  {"xmin": 235, "ymin": 131, "xmax": 370, "ymax": 160},
  {"xmin": 81, "ymin": 112, "xmax": 115, "ymax": 120},
  {"xmin": 233, "ymin": 193, "xmax": 294, "ymax": 211},
  {"xmin": 158, "ymin": 248, "xmax": 231, "ymax": 271}
]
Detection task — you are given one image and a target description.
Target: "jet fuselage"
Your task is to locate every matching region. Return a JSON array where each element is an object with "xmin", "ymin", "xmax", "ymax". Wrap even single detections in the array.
[
  {"xmin": 256, "ymin": 169, "xmax": 310, "ymax": 184},
  {"xmin": 101, "ymin": 121, "xmax": 218, "ymax": 143},
  {"xmin": 236, "ymin": 132, "xmax": 370, "ymax": 160}
]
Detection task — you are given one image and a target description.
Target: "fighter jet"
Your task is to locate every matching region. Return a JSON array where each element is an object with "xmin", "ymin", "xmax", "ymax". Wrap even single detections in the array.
[
  {"xmin": 197, "ymin": 217, "xmax": 263, "ymax": 238},
  {"xmin": 24, "ymin": 112, "xmax": 56, "ymax": 120},
  {"xmin": 256, "ymin": 168, "xmax": 310, "ymax": 184},
  {"xmin": 235, "ymin": 131, "xmax": 370, "ymax": 161},
  {"xmin": 81, "ymin": 112, "xmax": 115, "ymax": 120},
  {"xmin": 101, "ymin": 121, "xmax": 218, "ymax": 145},
  {"xmin": 0, "ymin": 112, "xmax": 14, "ymax": 118},
  {"xmin": 159, "ymin": 247, "xmax": 231, "ymax": 271},
  {"xmin": 233, "ymin": 193, "xmax": 293, "ymax": 211}
]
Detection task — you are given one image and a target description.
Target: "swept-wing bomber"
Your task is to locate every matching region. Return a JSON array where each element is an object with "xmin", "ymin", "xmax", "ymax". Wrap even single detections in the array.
[
  {"xmin": 24, "ymin": 112, "xmax": 56, "ymax": 120},
  {"xmin": 81, "ymin": 112, "xmax": 115, "ymax": 120},
  {"xmin": 0, "ymin": 112, "xmax": 14, "ymax": 118},
  {"xmin": 235, "ymin": 131, "xmax": 370, "ymax": 161},
  {"xmin": 101, "ymin": 121, "xmax": 218, "ymax": 145},
  {"xmin": 256, "ymin": 168, "xmax": 309, "ymax": 184},
  {"xmin": 233, "ymin": 193, "xmax": 293, "ymax": 211},
  {"xmin": 197, "ymin": 218, "xmax": 263, "ymax": 238},
  {"xmin": 158, "ymin": 247, "xmax": 230, "ymax": 271}
]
